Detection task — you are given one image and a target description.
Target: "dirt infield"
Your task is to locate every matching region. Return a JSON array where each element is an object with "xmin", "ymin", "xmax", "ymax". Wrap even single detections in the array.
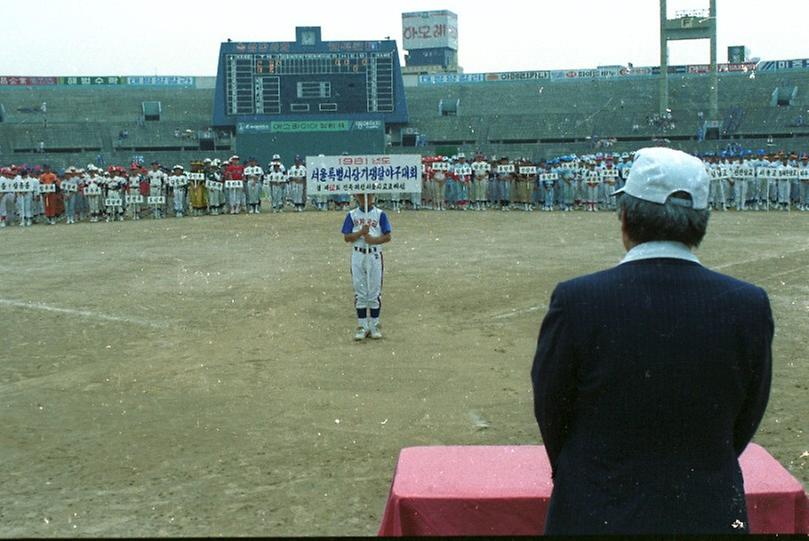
[{"xmin": 1, "ymin": 209, "xmax": 807, "ymax": 536}]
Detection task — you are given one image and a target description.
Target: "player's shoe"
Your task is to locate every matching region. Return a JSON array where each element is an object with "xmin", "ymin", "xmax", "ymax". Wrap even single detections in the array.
[
  {"xmin": 354, "ymin": 327, "xmax": 369, "ymax": 341},
  {"xmin": 369, "ymin": 325, "xmax": 383, "ymax": 339}
]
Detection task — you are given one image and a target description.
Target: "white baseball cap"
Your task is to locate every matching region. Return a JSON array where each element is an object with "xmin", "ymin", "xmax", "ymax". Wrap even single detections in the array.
[{"xmin": 612, "ymin": 147, "xmax": 709, "ymax": 209}]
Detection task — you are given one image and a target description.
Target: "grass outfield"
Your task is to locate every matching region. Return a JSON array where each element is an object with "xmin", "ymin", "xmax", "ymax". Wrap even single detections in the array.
[{"xmin": 1, "ymin": 209, "xmax": 807, "ymax": 536}]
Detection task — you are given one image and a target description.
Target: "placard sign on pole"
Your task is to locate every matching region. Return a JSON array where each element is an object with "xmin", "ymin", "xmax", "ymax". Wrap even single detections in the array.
[
  {"xmin": 105, "ymin": 198, "xmax": 123, "ymax": 207},
  {"xmin": 225, "ymin": 180, "xmax": 243, "ymax": 189},
  {"xmin": 148, "ymin": 196, "xmax": 166, "ymax": 205},
  {"xmin": 0, "ymin": 180, "xmax": 9, "ymax": 193},
  {"xmin": 84, "ymin": 185, "xmax": 102, "ymax": 196},
  {"xmin": 539, "ymin": 173, "xmax": 558, "ymax": 182},
  {"xmin": 600, "ymin": 169, "xmax": 619, "ymax": 180},
  {"xmin": 799, "ymin": 169, "xmax": 809, "ymax": 180},
  {"xmin": 305, "ymin": 155, "xmax": 422, "ymax": 195},
  {"xmin": 38, "ymin": 183, "xmax": 57, "ymax": 194},
  {"xmin": 520, "ymin": 166, "xmax": 537, "ymax": 175},
  {"xmin": 206, "ymin": 180, "xmax": 223, "ymax": 191},
  {"xmin": 189, "ymin": 173, "xmax": 205, "ymax": 181},
  {"xmin": 126, "ymin": 194, "xmax": 144, "ymax": 204},
  {"xmin": 61, "ymin": 181, "xmax": 78, "ymax": 193}
]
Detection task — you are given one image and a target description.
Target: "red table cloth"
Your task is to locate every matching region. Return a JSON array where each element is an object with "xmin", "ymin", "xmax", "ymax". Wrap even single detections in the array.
[{"xmin": 378, "ymin": 444, "xmax": 809, "ymax": 536}]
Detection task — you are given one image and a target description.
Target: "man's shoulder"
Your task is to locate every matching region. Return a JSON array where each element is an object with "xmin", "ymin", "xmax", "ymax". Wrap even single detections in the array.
[{"xmin": 556, "ymin": 260, "xmax": 768, "ymax": 302}]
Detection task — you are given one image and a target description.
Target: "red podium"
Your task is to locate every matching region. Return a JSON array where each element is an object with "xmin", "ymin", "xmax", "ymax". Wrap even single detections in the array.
[{"xmin": 378, "ymin": 444, "xmax": 809, "ymax": 536}]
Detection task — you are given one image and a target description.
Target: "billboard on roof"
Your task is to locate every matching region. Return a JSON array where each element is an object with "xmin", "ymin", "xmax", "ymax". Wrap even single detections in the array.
[{"xmin": 402, "ymin": 10, "xmax": 458, "ymax": 51}]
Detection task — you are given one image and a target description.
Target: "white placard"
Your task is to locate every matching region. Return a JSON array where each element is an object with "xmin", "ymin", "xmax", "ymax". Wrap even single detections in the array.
[
  {"xmin": 61, "ymin": 181, "xmax": 78, "ymax": 193},
  {"xmin": 225, "ymin": 180, "xmax": 243, "ymax": 189},
  {"xmin": 756, "ymin": 169, "xmax": 777, "ymax": 179},
  {"xmin": 520, "ymin": 166, "xmax": 537, "ymax": 175},
  {"xmin": 496, "ymin": 165, "xmax": 515, "ymax": 174},
  {"xmin": 105, "ymin": 198, "xmax": 123, "ymax": 207},
  {"xmin": 455, "ymin": 165, "xmax": 472, "ymax": 177},
  {"xmin": 126, "ymin": 194, "xmax": 144, "ymax": 204},
  {"xmin": 736, "ymin": 167, "xmax": 756, "ymax": 179},
  {"xmin": 148, "ymin": 196, "xmax": 166, "ymax": 205},
  {"xmin": 431, "ymin": 162, "xmax": 449, "ymax": 171},
  {"xmin": 38, "ymin": 183, "xmax": 56, "ymax": 194},
  {"xmin": 189, "ymin": 173, "xmax": 205, "ymax": 181},
  {"xmin": 781, "ymin": 168, "xmax": 799, "ymax": 180},
  {"xmin": 600, "ymin": 169, "xmax": 619, "ymax": 179},
  {"xmin": 84, "ymin": 185, "xmax": 102, "ymax": 196},
  {"xmin": 471, "ymin": 162, "xmax": 491, "ymax": 173},
  {"xmin": 206, "ymin": 180, "xmax": 223, "ymax": 191},
  {"xmin": 799, "ymin": 170, "xmax": 809, "ymax": 180},
  {"xmin": 0, "ymin": 180, "xmax": 10, "ymax": 193},
  {"xmin": 305, "ymin": 154, "xmax": 422, "ymax": 195},
  {"xmin": 168, "ymin": 177, "xmax": 188, "ymax": 188},
  {"xmin": 539, "ymin": 173, "xmax": 559, "ymax": 182},
  {"xmin": 14, "ymin": 180, "xmax": 33, "ymax": 192}
]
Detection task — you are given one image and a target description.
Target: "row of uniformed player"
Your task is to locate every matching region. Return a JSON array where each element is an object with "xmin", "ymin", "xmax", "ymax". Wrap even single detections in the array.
[
  {"xmin": 413, "ymin": 150, "xmax": 809, "ymax": 212},
  {"xmin": 702, "ymin": 151, "xmax": 809, "ymax": 211},
  {"xmin": 0, "ymin": 154, "xmax": 321, "ymax": 226},
  {"xmin": 3, "ymin": 150, "xmax": 809, "ymax": 227}
]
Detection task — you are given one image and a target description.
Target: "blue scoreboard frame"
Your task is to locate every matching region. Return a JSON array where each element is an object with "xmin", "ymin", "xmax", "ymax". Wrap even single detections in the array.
[{"xmin": 212, "ymin": 27, "xmax": 409, "ymax": 127}]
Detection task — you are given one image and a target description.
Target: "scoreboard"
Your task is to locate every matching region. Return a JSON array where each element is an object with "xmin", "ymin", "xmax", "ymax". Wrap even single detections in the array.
[{"xmin": 212, "ymin": 27, "xmax": 409, "ymax": 127}]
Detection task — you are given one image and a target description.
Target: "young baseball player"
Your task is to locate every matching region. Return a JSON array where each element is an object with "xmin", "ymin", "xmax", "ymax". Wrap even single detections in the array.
[
  {"xmin": 266, "ymin": 157, "xmax": 287, "ymax": 213},
  {"xmin": 244, "ymin": 158, "xmax": 263, "ymax": 214},
  {"xmin": 342, "ymin": 192, "xmax": 392, "ymax": 341},
  {"xmin": 288, "ymin": 156, "xmax": 307, "ymax": 212},
  {"xmin": 0, "ymin": 167, "xmax": 17, "ymax": 227}
]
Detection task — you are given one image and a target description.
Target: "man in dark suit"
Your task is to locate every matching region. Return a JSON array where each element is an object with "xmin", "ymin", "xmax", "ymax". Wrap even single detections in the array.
[{"xmin": 532, "ymin": 147, "xmax": 773, "ymax": 535}]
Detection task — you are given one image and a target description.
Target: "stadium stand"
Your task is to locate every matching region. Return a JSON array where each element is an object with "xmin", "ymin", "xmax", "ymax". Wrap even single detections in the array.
[{"xmin": 3, "ymin": 68, "xmax": 809, "ymax": 168}]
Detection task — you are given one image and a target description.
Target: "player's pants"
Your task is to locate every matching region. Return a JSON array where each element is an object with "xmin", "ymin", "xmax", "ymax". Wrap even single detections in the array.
[
  {"xmin": 432, "ymin": 181, "xmax": 445, "ymax": 209},
  {"xmin": 710, "ymin": 180, "xmax": 726, "ymax": 208},
  {"xmin": 87, "ymin": 194, "xmax": 101, "ymax": 216},
  {"xmin": 228, "ymin": 186, "xmax": 242, "ymax": 211},
  {"xmin": 207, "ymin": 186, "xmax": 222, "ymax": 209},
  {"xmin": 270, "ymin": 184, "xmax": 286, "ymax": 209},
  {"xmin": 173, "ymin": 188, "xmax": 186, "ymax": 215},
  {"xmin": 734, "ymin": 180, "xmax": 747, "ymax": 210},
  {"xmin": 289, "ymin": 183, "xmax": 304, "ymax": 206},
  {"xmin": 0, "ymin": 193, "xmax": 15, "ymax": 223},
  {"xmin": 586, "ymin": 184, "xmax": 599, "ymax": 206},
  {"xmin": 543, "ymin": 184, "xmax": 555, "ymax": 208},
  {"xmin": 473, "ymin": 177, "xmax": 488, "ymax": 203},
  {"xmin": 493, "ymin": 178, "xmax": 511, "ymax": 204},
  {"xmin": 351, "ymin": 248, "xmax": 383, "ymax": 311},
  {"xmin": 777, "ymin": 181, "xmax": 790, "ymax": 205},
  {"xmin": 246, "ymin": 181, "xmax": 261, "ymax": 206},
  {"xmin": 15, "ymin": 192, "xmax": 33, "ymax": 221}
]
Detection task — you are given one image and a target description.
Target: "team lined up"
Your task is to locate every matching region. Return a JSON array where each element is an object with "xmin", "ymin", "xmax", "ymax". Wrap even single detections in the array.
[{"xmin": 2, "ymin": 149, "xmax": 809, "ymax": 227}]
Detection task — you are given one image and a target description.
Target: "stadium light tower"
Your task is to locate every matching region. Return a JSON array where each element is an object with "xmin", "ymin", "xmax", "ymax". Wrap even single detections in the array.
[{"xmin": 659, "ymin": 0, "xmax": 718, "ymax": 123}]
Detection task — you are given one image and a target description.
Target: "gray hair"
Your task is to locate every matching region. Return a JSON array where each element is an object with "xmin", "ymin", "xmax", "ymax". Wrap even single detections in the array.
[{"xmin": 617, "ymin": 193, "xmax": 710, "ymax": 248}]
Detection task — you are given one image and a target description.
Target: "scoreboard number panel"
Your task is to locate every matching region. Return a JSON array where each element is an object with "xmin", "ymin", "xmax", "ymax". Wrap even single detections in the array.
[{"xmin": 224, "ymin": 51, "xmax": 396, "ymax": 117}]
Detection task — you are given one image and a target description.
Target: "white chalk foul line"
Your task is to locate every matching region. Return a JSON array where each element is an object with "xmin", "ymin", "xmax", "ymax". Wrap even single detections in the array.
[
  {"xmin": 0, "ymin": 298, "xmax": 167, "ymax": 329},
  {"xmin": 493, "ymin": 304, "xmax": 547, "ymax": 320}
]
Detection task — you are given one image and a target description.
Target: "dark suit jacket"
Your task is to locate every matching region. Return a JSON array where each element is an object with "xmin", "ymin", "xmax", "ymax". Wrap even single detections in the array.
[{"xmin": 532, "ymin": 258, "xmax": 773, "ymax": 535}]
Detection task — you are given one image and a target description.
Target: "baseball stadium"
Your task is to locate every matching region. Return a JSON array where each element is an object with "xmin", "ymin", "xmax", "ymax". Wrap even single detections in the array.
[{"xmin": 2, "ymin": 1, "xmax": 808, "ymax": 536}]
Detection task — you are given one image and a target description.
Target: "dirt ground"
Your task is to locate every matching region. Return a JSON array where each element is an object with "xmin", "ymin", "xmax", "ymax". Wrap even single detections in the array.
[{"xmin": 1, "ymin": 208, "xmax": 807, "ymax": 537}]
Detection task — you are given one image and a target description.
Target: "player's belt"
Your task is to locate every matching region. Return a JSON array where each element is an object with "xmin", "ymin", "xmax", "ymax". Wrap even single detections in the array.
[{"xmin": 354, "ymin": 246, "xmax": 379, "ymax": 254}]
